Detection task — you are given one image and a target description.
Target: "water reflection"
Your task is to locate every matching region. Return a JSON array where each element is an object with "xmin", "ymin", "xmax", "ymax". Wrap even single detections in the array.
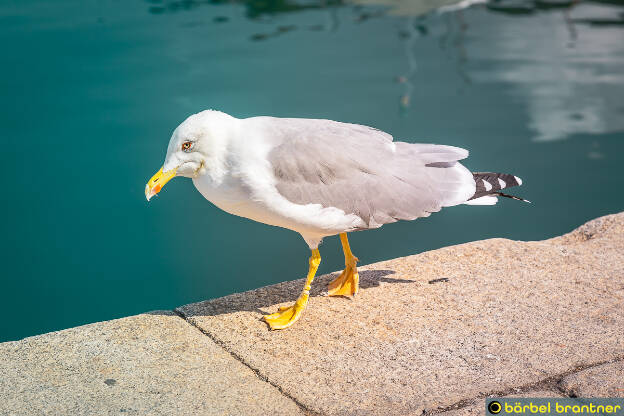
[
  {"xmin": 471, "ymin": 2, "xmax": 624, "ymax": 142},
  {"xmin": 394, "ymin": 12, "xmax": 472, "ymax": 111},
  {"xmin": 146, "ymin": 0, "xmax": 489, "ymax": 18},
  {"xmin": 144, "ymin": 0, "xmax": 624, "ymax": 142},
  {"xmin": 347, "ymin": 0, "xmax": 478, "ymax": 16},
  {"xmin": 148, "ymin": 0, "xmax": 342, "ymax": 18},
  {"xmin": 486, "ymin": 0, "xmax": 577, "ymax": 15}
]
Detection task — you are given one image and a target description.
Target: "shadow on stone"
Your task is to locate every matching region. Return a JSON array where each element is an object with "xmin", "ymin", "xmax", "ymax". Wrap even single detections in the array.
[
  {"xmin": 175, "ymin": 269, "xmax": 407, "ymax": 318},
  {"xmin": 359, "ymin": 269, "xmax": 415, "ymax": 289}
]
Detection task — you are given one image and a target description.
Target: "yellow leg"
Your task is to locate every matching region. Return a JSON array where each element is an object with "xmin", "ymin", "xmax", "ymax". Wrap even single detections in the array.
[
  {"xmin": 328, "ymin": 233, "xmax": 359, "ymax": 297},
  {"xmin": 263, "ymin": 249, "xmax": 321, "ymax": 330}
]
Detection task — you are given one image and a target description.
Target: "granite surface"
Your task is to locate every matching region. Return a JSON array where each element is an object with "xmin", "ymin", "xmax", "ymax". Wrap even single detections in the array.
[{"xmin": 0, "ymin": 312, "xmax": 304, "ymax": 415}]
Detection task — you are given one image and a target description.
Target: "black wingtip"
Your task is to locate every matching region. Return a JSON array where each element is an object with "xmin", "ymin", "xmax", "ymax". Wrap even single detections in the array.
[
  {"xmin": 470, "ymin": 172, "xmax": 528, "ymax": 202},
  {"xmin": 494, "ymin": 192, "xmax": 531, "ymax": 203}
]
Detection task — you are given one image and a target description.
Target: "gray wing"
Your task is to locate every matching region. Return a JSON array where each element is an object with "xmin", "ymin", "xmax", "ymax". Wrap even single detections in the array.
[{"xmin": 264, "ymin": 117, "xmax": 476, "ymax": 229}]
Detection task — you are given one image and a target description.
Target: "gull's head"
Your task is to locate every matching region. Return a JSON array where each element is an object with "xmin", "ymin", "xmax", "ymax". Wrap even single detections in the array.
[{"xmin": 145, "ymin": 110, "xmax": 233, "ymax": 201}]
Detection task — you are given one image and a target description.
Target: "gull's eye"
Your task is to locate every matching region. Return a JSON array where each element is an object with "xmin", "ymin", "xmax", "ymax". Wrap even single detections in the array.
[{"xmin": 181, "ymin": 141, "xmax": 193, "ymax": 152}]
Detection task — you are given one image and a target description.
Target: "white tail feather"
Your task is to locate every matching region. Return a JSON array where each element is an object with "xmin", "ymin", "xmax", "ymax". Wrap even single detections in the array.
[{"xmin": 464, "ymin": 195, "xmax": 499, "ymax": 205}]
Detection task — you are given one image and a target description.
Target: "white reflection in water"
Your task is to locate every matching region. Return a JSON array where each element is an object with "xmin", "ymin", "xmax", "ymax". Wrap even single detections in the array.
[
  {"xmin": 471, "ymin": 3, "xmax": 624, "ymax": 142},
  {"xmin": 348, "ymin": 0, "xmax": 487, "ymax": 17}
]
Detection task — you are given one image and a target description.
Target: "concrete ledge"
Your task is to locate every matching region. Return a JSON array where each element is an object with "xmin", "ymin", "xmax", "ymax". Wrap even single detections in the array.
[
  {"xmin": 0, "ymin": 312, "xmax": 303, "ymax": 415},
  {"xmin": 1, "ymin": 213, "xmax": 623, "ymax": 415}
]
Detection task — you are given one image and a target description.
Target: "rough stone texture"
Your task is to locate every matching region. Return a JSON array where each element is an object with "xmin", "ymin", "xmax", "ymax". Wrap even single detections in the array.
[
  {"xmin": 558, "ymin": 361, "xmax": 624, "ymax": 397},
  {"xmin": 178, "ymin": 212, "xmax": 624, "ymax": 416},
  {"xmin": 441, "ymin": 390, "xmax": 566, "ymax": 416},
  {"xmin": 0, "ymin": 311, "xmax": 303, "ymax": 416}
]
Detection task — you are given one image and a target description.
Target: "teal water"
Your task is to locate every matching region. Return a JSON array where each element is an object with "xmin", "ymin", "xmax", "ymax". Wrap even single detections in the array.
[{"xmin": 1, "ymin": 0, "xmax": 623, "ymax": 342}]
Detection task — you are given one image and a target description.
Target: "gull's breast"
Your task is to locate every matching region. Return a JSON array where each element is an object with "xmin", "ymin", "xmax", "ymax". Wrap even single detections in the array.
[
  {"xmin": 192, "ymin": 174, "xmax": 259, "ymax": 220},
  {"xmin": 191, "ymin": 171, "xmax": 364, "ymax": 237}
]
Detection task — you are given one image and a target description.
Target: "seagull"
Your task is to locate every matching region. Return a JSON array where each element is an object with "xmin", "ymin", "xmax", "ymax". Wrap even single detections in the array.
[{"xmin": 145, "ymin": 110, "xmax": 527, "ymax": 330}]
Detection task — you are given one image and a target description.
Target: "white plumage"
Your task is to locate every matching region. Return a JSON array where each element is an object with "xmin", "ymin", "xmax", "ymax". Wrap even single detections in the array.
[
  {"xmin": 148, "ymin": 110, "xmax": 525, "ymax": 249},
  {"xmin": 483, "ymin": 179, "xmax": 493, "ymax": 191}
]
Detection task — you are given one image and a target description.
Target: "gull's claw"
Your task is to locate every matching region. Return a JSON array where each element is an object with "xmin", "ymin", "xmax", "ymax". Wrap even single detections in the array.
[{"xmin": 264, "ymin": 295, "xmax": 308, "ymax": 330}]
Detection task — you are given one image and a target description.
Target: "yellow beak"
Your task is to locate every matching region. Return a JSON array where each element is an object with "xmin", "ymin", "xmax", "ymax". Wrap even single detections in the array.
[{"xmin": 145, "ymin": 167, "xmax": 177, "ymax": 201}]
